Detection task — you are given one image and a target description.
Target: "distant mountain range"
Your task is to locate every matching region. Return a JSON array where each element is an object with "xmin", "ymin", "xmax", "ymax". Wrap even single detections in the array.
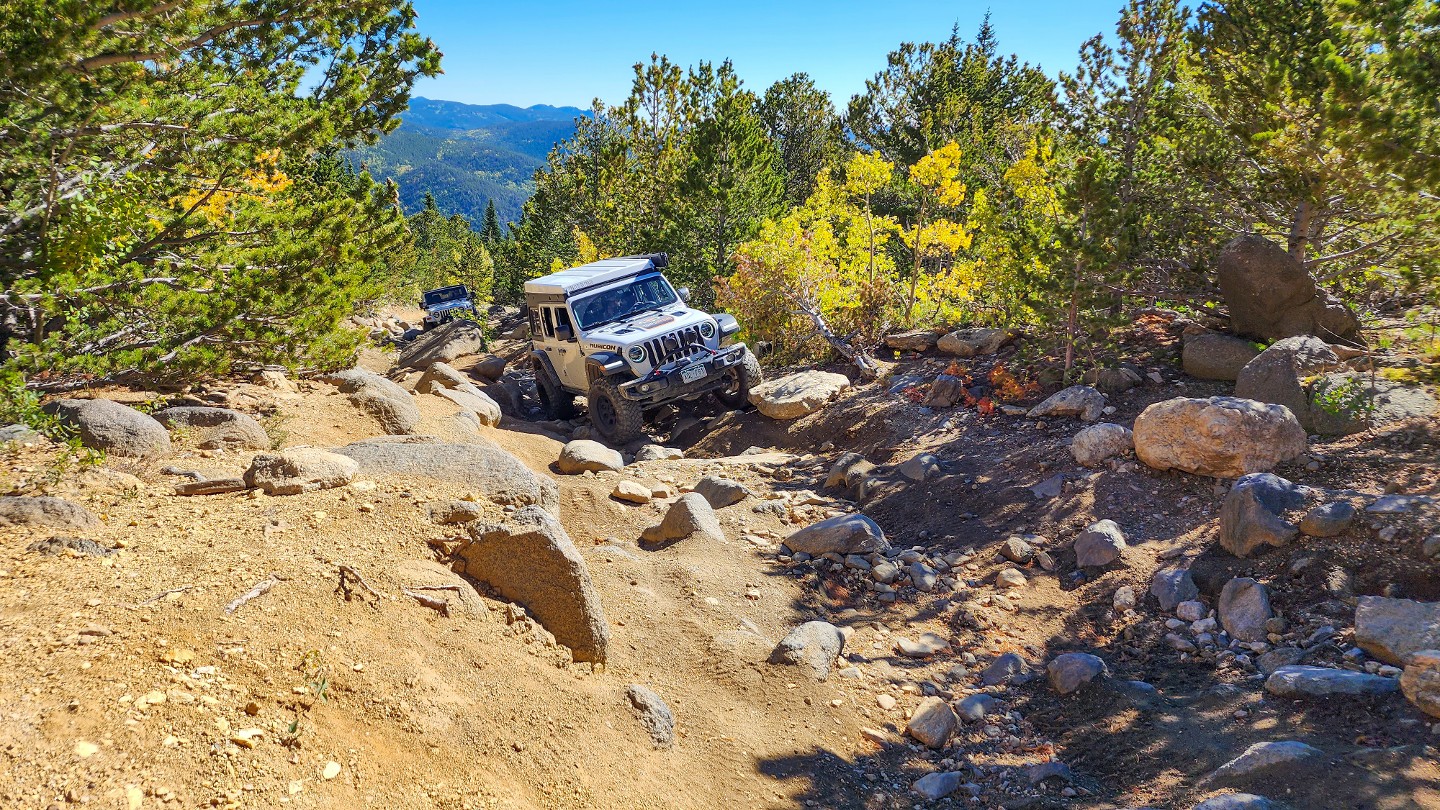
[{"xmin": 349, "ymin": 98, "xmax": 588, "ymax": 231}]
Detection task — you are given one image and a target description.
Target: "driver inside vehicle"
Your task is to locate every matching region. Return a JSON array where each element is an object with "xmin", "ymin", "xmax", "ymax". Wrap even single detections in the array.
[{"xmin": 593, "ymin": 287, "xmax": 637, "ymax": 324}]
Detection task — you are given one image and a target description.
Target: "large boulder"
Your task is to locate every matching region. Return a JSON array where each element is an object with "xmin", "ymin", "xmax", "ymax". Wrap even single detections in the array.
[
  {"xmin": 641, "ymin": 493, "xmax": 725, "ymax": 544},
  {"xmin": 784, "ymin": 514, "xmax": 889, "ymax": 556},
  {"xmin": 937, "ymin": 327, "xmax": 1008, "ymax": 358},
  {"xmin": 1234, "ymin": 336, "xmax": 1345, "ymax": 431},
  {"xmin": 1133, "ymin": 396, "xmax": 1307, "ymax": 478},
  {"xmin": 0, "ymin": 495, "xmax": 101, "ymax": 531},
  {"xmin": 1183, "ymin": 333, "xmax": 1262, "ymax": 381},
  {"xmin": 769, "ymin": 620, "xmax": 845, "ymax": 679},
  {"xmin": 884, "ymin": 329, "xmax": 943, "ymax": 353},
  {"xmin": 1204, "ymin": 741, "xmax": 1323, "ymax": 786},
  {"xmin": 43, "ymin": 399, "xmax": 171, "ymax": 457},
  {"xmin": 1264, "ymin": 665, "xmax": 1399, "ymax": 698},
  {"xmin": 749, "ymin": 370, "xmax": 851, "ymax": 420},
  {"xmin": 1215, "ymin": 234, "xmax": 1361, "ymax": 343},
  {"xmin": 152, "ymin": 406, "xmax": 269, "ymax": 450},
  {"xmin": 457, "ymin": 507, "xmax": 609, "ymax": 664},
  {"xmin": 335, "ymin": 437, "xmax": 558, "ymax": 512},
  {"xmin": 692, "ymin": 475, "xmax": 749, "ymax": 509},
  {"xmin": 1081, "ymin": 367, "xmax": 1143, "ymax": 395},
  {"xmin": 556, "ymin": 440, "xmax": 625, "ymax": 474},
  {"xmin": 1401, "ymin": 650, "xmax": 1440, "ymax": 718},
  {"xmin": 244, "ymin": 448, "xmax": 358, "ymax": 495},
  {"xmin": 322, "ymin": 369, "xmax": 420, "ymax": 435},
  {"xmin": 397, "ymin": 318, "xmax": 487, "ymax": 370},
  {"xmin": 1218, "ymin": 473, "xmax": 1306, "ymax": 557},
  {"xmin": 1070, "ymin": 423, "xmax": 1133, "ymax": 467},
  {"xmin": 1354, "ymin": 596, "xmax": 1440, "ymax": 666},
  {"xmin": 415, "ymin": 363, "xmax": 502, "ymax": 426},
  {"xmin": 1027, "ymin": 385, "xmax": 1105, "ymax": 422}
]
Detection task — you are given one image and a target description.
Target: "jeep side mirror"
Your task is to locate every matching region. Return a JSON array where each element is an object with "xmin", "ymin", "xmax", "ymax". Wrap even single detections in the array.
[
  {"xmin": 677, "ymin": 287, "xmax": 691, "ymax": 303},
  {"xmin": 555, "ymin": 324, "xmax": 575, "ymax": 342}
]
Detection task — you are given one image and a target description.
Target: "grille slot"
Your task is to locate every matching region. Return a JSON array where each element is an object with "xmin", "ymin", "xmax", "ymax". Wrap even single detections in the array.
[{"xmin": 645, "ymin": 326, "xmax": 704, "ymax": 368}]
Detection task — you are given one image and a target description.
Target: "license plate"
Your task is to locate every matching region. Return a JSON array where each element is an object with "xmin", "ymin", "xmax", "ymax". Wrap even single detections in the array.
[{"xmin": 680, "ymin": 363, "xmax": 707, "ymax": 384}]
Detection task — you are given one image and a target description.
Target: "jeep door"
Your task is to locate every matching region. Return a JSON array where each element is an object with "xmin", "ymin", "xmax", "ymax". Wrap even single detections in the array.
[{"xmin": 537, "ymin": 304, "xmax": 587, "ymax": 390}]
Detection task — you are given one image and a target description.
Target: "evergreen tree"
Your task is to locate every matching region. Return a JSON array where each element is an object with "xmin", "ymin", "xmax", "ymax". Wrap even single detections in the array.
[
  {"xmin": 759, "ymin": 74, "xmax": 843, "ymax": 206},
  {"xmin": 0, "ymin": 1, "xmax": 440, "ymax": 379},
  {"xmin": 481, "ymin": 198, "xmax": 503, "ymax": 244}
]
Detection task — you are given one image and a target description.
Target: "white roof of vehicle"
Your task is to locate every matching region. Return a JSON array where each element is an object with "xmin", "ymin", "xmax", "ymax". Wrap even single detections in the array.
[{"xmin": 524, "ymin": 256, "xmax": 658, "ymax": 296}]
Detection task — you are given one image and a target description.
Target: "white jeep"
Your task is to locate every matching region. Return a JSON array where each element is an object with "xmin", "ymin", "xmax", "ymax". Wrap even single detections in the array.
[{"xmin": 524, "ymin": 253, "xmax": 762, "ymax": 444}]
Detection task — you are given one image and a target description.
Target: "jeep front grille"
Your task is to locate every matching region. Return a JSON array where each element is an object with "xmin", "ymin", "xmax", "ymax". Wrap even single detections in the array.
[{"xmin": 645, "ymin": 326, "xmax": 705, "ymax": 368}]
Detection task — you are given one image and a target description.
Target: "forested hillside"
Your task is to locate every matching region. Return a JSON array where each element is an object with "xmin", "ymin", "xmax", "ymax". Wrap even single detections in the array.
[{"xmin": 349, "ymin": 98, "xmax": 587, "ymax": 227}]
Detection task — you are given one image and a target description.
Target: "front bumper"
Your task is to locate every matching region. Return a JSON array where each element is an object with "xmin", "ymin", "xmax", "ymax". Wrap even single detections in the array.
[{"xmin": 618, "ymin": 344, "xmax": 748, "ymax": 404}]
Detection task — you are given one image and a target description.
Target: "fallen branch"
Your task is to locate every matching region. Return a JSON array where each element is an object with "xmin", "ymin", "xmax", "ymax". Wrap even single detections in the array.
[
  {"xmin": 405, "ymin": 584, "xmax": 464, "ymax": 593},
  {"xmin": 403, "ymin": 589, "xmax": 450, "ymax": 617},
  {"xmin": 224, "ymin": 574, "xmax": 279, "ymax": 615},
  {"xmin": 335, "ymin": 564, "xmax": 383, "ymax": 604},
  {"xmin": 785, "ymin": 292, "xmax": 880, "ymax": 381},
  {"xmin": 135, "ymin": 584, "xmax": 195, "ymax": 607}
]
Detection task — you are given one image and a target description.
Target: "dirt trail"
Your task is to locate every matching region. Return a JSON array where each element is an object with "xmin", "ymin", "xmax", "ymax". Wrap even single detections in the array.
[{"xmin": 2, "ymin": 328, "xmax": 1439, "ymax": 809}]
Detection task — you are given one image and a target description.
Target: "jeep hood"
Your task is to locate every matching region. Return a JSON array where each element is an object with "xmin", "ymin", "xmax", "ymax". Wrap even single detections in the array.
[{"xmin": 586, "ymin": 309, "xmax": 705, "ymax": 343}]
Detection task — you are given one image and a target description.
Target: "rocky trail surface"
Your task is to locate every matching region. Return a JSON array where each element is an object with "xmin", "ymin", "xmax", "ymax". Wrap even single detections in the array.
[{"xmin": 2, "ymin": 306, "xmax": 1439, "ymax": 810}]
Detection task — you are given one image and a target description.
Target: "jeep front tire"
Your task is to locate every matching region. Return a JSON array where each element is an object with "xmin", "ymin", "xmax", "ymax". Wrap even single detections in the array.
[
  {"xmin": 588, "ymin": 376, "xmax": 644, "ymax": 444},
  {"xmin": 714, "ymin": 347, "xmax": 762, "ymax": 409}
]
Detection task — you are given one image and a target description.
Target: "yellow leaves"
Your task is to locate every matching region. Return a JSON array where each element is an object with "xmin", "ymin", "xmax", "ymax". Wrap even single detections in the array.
[
  {"xmin": 910, "ymin": 142, "xmax": 967, "ymax": 207},
  {"xmin": 843, "ymin": 152, "xmax": 894, "ymax": 197},
  {"xmin": 571, "ymin": 227, "xmax": 599, "ymax": 263},
  {"xmin": 176, "ymin": 150, "xmax": 293, "ymax": 227}
]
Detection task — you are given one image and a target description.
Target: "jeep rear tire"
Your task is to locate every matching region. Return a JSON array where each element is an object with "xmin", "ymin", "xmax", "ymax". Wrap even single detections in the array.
[
  {"xmin": 536, "ymin": 366, "xmax": 577, "ymax": 420},
  {"xmin": 714, "ymin": 347, "xmax": 762, "ymax": 409},
  {"xmin": 588, "ymin": 377, "xmax": 644, "ymax": 444}
]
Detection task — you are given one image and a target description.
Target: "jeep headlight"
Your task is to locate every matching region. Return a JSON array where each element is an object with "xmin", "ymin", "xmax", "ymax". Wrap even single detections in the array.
[
  {"xmin": 698, "ymin": 320, "xmax": 716, "ymax": 339},
  {"xmin": 626, "ymin": 345, "xmax": 647, "ymax": 363}
]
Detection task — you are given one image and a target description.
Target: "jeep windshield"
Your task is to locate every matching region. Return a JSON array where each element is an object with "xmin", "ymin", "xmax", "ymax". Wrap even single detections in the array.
[
  {"xmin": 572, "ymin": 273, "xmax": 678, "ymax": 329},
  {"xmin": 422, "ymin": 285, "xmax": 470, "ymax": 306}
]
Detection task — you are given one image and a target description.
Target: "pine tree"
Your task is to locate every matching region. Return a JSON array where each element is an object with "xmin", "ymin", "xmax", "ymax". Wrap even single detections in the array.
[
  {"xmin": 481, "ymin": 199, "xmax": 503, "ymax": 244},
  {"xmin": 0, "ymin": 1, "xmax": 440, "ymax": 380}
]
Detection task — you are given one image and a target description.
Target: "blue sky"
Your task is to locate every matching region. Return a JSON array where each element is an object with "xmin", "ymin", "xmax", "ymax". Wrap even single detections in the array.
[{"xmin": 408, "ymin": 0, "xmax": 1126, "ymax": 108}]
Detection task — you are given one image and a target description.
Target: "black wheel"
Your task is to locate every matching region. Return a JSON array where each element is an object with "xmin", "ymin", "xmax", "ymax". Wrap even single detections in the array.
[
  {"xmin": 714, "ymin": 347, "xmax": 763, "ymax": 409},
  {"xmin": 536, "ymin": 366, "xmax": 577, "ymax": 420},
  {"xmin": 588, "ymin": 376, "xmax": 645, "ymax": 444}
]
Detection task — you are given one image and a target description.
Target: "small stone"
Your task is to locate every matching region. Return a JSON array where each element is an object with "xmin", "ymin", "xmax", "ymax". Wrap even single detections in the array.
[
  {"xmin": 1048, "ymin": 653, "xmax": 1108, "ymax": 694},
  {"xmin": 1074, "ymin": 519, "xmax": 1126, "ymax": 567},
  {"xmin": 1151, "ymin": 568, "xmax": 1199, "ymax": 611},
  {"xmin": 1177, "ymin": 600, "xmax": 1208, "ymax": 622},
  {"xmin": 876, "ymin": 694, "xmax": 898, "ymax": 710},
  {"xmin": 905, "ymin": 697, "xmax": 958, "ymax": 748},
  {"xmin": 955, "ymin": 693, "xmax": 1001, "ymax": 722},
  {"xmin": 980, "ymin": 652, "xmax": 1027, "ymax": 686},
  {"xmin": 996, "ymin": 568, "xmax": 1027, "ymax": 589},
  {"xmin": 322, "ymin": 761, "xmax": 342, "ymax": 780},
  {"xmin": 73, "ymin": 740, "xmax": 99, "ymax": 759},
  {"xmin": 1298, "ymin": 501, "xmax": 1355, "ymax": 537},
  {"xmin": 1218, "ymin": 577, "xmax": 1273, "ymax": 642},
  {"xmin": 912, "ymin": 771, "xmax": 966, "ymax": 801},
  {"xmin": 999, "ymin": 536, "xmax": 1034, "ymax": 564},
  {"xmin": 1113, "ymin": 586, "xmax": 1138, "ymax": 611},
  {"xmin": 896, "ymin": 632, "xmax": 950, "ymax": 658},
  {"xmin": 611, "ymin": 480, "xmax": 652, "ymax": 505}
]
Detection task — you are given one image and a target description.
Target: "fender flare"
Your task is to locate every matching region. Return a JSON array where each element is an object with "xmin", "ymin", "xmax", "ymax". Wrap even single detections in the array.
[
  {"xmin": 585, "ymin": 352, "xmax": 628, "ymax": 381},
  {"xmin": 531, "ymin": 350, "xmax": 562, "ymax": 386}
]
